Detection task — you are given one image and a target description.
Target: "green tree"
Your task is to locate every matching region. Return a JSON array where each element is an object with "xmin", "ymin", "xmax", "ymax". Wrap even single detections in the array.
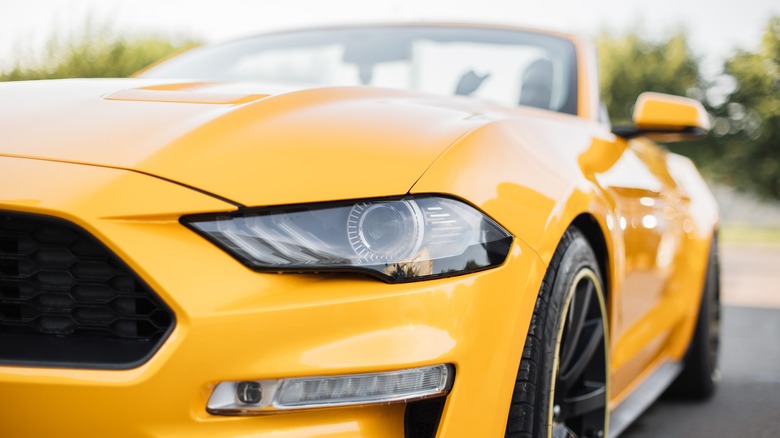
[
  {"xmin": 597, "ymin": 31, "xmax": 702, "ymax": 125},
  {"xmin": 1, "ymin": 25, "xmax": 200, "ymax": 81},
  {"xmin": 707, "ymin": 17, "xmax": 780, "ymax": 199},
  {"xmin": 597, "ymin": 21, "xmax": 780, "ymax": 201},
  {"xmin": 596, "ymin": 30, "xmax": 720, "ymax": 181}
]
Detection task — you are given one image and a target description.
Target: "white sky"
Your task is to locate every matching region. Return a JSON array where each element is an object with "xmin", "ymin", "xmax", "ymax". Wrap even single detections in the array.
[{"xmin": 1, "ymin": 0, "xmax": 778, "ymax": 71}]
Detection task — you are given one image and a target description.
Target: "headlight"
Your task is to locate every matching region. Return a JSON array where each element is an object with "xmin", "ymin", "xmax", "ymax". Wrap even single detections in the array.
[{"xmin": 182, "ymin": 196, "xmax": 512, "ymax": 282}]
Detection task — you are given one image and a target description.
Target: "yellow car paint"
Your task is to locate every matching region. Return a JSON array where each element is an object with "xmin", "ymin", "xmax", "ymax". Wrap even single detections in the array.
[
  {"xmin": 0, "ymin": 156, "xmax": 545, "ymax": 437},
  {"xmin": 633, "ymin": 92, "xmax": 711, "ymax": 132},
  {"xmin": 0, "ymin": 24, "xmax": 719, "ymax": 437}
]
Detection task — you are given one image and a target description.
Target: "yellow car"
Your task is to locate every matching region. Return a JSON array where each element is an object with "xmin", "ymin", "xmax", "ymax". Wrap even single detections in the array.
[{"xmin": 0, "ymin": 24, "xmax": 719, "ymax": 438}]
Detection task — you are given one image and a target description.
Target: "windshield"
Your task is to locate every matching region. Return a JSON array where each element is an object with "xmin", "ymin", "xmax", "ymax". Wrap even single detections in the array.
[{"xmin": 142, "ymin": 26, "xmax": 578, "ymax": 114}]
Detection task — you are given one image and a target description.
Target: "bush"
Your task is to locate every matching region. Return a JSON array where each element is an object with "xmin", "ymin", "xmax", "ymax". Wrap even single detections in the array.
[{"xmin": 1, "ymin": 25, "xmax": 200, "ymax": 81}]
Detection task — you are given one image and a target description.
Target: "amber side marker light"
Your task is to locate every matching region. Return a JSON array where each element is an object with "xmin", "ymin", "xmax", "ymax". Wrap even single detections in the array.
[{"xmin": 207, "ymin": 364, "xmax": 454, "ymax": 415}]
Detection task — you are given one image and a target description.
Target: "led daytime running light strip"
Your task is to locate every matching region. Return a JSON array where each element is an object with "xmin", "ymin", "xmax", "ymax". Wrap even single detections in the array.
[{"xmin": 207, "ymin": 364, "xmax": 454, "ymax": 415}]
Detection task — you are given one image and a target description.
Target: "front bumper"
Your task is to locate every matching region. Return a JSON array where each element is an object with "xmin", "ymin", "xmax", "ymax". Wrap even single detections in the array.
[{"xmin": 0, "ymin": 157, "xmax": 545, "ymax": 437}]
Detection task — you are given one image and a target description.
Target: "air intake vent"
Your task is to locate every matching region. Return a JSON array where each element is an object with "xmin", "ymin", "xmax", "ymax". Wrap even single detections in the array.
[
  {"xmin": 405, "ymin": 397, "xmax": 447, "ymax": 438},
  {"xmin": 0, "ymin": 211, "xmax": 174, "ymax": 369}
]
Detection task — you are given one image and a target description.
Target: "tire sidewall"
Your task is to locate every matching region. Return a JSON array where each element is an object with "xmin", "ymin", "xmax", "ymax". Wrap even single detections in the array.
[{"xmin": 536, "ymin": 234, "xmax": 606, "ymax": 436}]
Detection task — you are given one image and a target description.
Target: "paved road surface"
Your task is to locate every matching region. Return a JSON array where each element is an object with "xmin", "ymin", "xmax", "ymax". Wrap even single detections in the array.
[
  {"xmin": 621, "ymin": 244, "xmax": 780, "ymax": 437},
  {"xmin": 620, "ymin": 306, "xmax": 780, "ymax": 437}
]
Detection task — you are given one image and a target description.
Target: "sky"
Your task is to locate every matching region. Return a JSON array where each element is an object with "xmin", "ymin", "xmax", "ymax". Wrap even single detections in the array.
[{"xmin": 1, "ymin": 0, "xmax": 778, "ymax": 72}]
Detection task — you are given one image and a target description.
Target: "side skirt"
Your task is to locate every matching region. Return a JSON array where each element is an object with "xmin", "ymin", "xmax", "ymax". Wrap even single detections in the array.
[{"xmin": 609, "ymin": 361, "xmax": 683, "ymax": 437}]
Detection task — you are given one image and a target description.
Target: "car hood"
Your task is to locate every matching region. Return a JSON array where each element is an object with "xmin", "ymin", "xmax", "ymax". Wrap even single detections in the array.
[{"xmin": 0, "ymin": 79, "xmax": 492, "ymax": 207}]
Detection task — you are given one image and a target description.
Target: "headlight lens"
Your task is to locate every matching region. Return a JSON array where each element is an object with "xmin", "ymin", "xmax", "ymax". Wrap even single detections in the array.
[{"xmin": 182, "ymin": 196, "xmax": 512, "ymax": 282}]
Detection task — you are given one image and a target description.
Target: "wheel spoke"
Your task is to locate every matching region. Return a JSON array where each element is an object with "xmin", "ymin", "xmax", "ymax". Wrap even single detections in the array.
[
  {"xmin": 560, "ymin": 383, "xmax": 607, "ymax": 420},
  {"xmin": 554, "ymin": 275, "xmax": 607, "ymax": 434},
  {"xmin": 560, "ymin": 281, "xmax": 593, "ymax": 371},
  {"xmin": 558, "ymin": 319, "xmax": 604, "ymax": 394}
]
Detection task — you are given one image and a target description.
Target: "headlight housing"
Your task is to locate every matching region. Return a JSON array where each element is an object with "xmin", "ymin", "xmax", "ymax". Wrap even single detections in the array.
[{"xmin": 182, "ymin": 196, "xmax": 512, "ymax": 282}]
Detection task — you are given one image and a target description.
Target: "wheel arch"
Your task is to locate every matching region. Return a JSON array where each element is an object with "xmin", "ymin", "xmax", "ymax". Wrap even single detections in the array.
[{"xmin": 571, "ymin": 213, "xmax": 610, "ymax": 307}]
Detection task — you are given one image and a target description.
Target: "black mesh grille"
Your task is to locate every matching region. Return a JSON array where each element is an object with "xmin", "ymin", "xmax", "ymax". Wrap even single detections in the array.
[
  {"xmin": 0, "ymin": 211, "xmax": 174, "ymax": 369},
  {"xmin": 405, "ymin": 397, "xmax": 447, "ymax": 438}
]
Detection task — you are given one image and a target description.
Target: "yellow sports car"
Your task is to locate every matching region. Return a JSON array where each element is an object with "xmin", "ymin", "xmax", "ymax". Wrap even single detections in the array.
[{"xmin": 0, "ymin": 24, "xmax": 719, "ymax": 438}]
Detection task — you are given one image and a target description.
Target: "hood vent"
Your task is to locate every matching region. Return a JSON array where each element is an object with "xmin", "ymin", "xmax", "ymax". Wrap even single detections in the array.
[{"xmin": 104, "ymin": 82, "xmax": 268, "ymax": 104}]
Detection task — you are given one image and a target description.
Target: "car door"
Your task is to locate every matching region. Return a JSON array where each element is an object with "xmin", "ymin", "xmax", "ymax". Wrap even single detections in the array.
[{"xmin": 593, "ymin": 136, "xmax": 688, "ymax": 400}]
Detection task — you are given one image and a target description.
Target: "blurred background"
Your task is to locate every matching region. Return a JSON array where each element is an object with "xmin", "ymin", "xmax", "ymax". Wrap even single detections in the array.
[{"xmin": 1, "ymin": 1, "xmax": 779, "ymax": 435}]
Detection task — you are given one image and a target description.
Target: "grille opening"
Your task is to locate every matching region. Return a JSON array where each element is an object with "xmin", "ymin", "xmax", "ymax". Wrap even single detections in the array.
[
  {"xmin": 404, "ymin": 396, "xmax": 448, "ymax": 438},
  {"xmin": 0, "ymin": 282, "xmax": 22, "ymax": 298},
  {"xmin": 0, "ymin": 211, "xmax": 175, "ymax": 369},
  {"xmin": 0, "ymin": 236, "xmax": 18, "ymax": 253},
  {"xmin": 0, "ymin": 303, "xmax": 23, "ymax": 319},
  {"xmin": 0, "ymin": 259, "xmax": 19, "ymax": 277},
  {"xmin": 35, "ymin": 293, "xmax": 75, "ymax": 311},
  {"xmin": 36, "ymin": 248, "xmax": 76, "ymax": 268}
]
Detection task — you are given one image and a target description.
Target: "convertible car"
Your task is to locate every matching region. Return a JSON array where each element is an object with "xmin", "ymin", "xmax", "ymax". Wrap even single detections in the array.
[{"xmin": 0, "ymin": 24, "xmax": 719, "ymax": 437}]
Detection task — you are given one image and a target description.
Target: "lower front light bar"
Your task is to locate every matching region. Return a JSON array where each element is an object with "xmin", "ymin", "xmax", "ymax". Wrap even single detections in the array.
[{"xmin": 207, "ymin": 364, "xmax": 454, "ymax": 415}]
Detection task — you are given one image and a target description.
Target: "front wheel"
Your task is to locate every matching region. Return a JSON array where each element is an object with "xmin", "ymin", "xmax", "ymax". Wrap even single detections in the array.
[{"xmin": 505, "ymin": 228, "xmax": 609, "ymax": 438}]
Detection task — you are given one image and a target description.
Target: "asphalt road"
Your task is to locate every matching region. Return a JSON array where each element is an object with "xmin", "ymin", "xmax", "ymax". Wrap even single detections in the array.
[{"xmin": 621, "ymin": 244, "xmax": 780, "ymax": 437}]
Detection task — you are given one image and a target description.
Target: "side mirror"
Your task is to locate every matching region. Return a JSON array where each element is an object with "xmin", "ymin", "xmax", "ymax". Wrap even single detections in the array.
[{"xmin": 612, "ymin": 92, "xmax": 710, "ymax": 142}]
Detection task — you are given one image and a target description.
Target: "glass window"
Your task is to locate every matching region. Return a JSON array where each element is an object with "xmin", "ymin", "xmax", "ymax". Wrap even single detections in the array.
[{"xmin": 143, "ymin": 26, "xmax": 578, "ymax": 114}]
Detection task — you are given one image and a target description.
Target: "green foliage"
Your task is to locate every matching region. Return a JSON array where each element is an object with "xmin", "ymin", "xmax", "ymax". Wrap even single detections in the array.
[
  {"xmin": 0, "ymin": 25, "xmax": 200, "ymax": 81},
  {"xmin": 597, "ymin": 31, "xmax": 702, "ymax": 125},
  {"xmin": 707, "ymin": 17, "xmax": 780, "ymax": 199},
  {"xmin": 597, "ymin": 18, "xmax": 780, "ymax": 200}
]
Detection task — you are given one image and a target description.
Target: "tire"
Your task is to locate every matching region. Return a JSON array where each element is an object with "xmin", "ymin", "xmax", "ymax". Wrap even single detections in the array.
[
  {"xmin": 505, "ymin": 228, "xmax": 609, "ymax": 438},
  {"xmin": 666, "ymin": 232, "xmax": 721, "ymax": 399}
]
